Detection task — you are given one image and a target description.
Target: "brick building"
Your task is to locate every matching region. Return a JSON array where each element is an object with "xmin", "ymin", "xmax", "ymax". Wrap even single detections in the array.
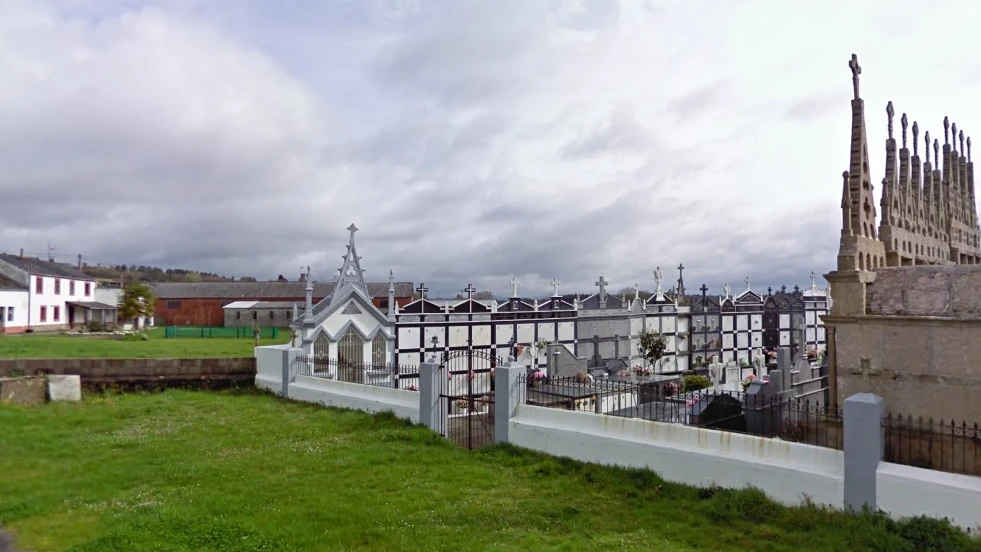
[{"xmin": 152, "ymin": 281, "xmax": 414, "ymax": 327}]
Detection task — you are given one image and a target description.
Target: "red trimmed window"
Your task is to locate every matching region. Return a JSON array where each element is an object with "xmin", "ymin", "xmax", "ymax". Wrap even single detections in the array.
[
  {"xmin": 69, "ymin": 281, "xmax": 76, "ymax": 295},
  {"xmin": 35, "ymin": 277, "xmax": 43, "ymax": 294},
  {"xmin": 84, "ymin": 283, "xmax": 91, "ymax": 296},
  {"xmin": 54, "ymin": 279, "xmax": 61, "ymax": 295},
  {"xmin": 39, "ymin": 306, "xmax": 47, "ymax": 322},
  {"xmin": 53, "ymin": 306, "xmax": 60, "ymax": 322}
]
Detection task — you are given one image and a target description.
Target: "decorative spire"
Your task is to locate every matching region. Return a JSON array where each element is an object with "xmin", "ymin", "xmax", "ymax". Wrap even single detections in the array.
[
  {"xmin": 944, "ymin": 117, "xmax": 950, "ymax": 146},
  {"xmin": 901, "ymin": 113, "xmax": 908, "ymax": 149},
  {"xmin": 934, "ymin": 139, "xmax": 940, "ymax": 166},
  {"xmin": 960, "ymin": 130, "xmax": 965, "ymax": 155},
  {"xmin": 912, "ymin": 121, "xmax": 919, "ymax": 156},
  {"xmin": 925, "ymin": 131, "xmax": 931, "ymax": 164},
  {"xmin": 969, "ymin": 137, "xmax": 973, "ymax": 162},
  {"xmin": 849, "ymin": 54, "xmax": 861, "ymax": 100},
  {"xmin": 952, "ymin": 122, "xmax": 959, "ymax": 149},
  {"xmin": 886, "ymin": 101, "xmax": 894, "ymax": 139},
  {"xmin": 388, "ymin": 270, "xmax": 395, "ymax": 292},
  {"xmin": 328, "ymin": 223, "xmax": 370, "ymax": 306},
  {"xmin": 841, "ymin": 171, "xmax": 852, "ymax": 234}
]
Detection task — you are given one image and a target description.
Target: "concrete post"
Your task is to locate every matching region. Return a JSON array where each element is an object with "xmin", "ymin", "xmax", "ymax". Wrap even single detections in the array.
[
  {"xmin": 843, "ymin": 392, "xmax": 885, "ymax": 513},
  {"xmin": 418, "ymin": 360, "xmax": 441, "ymax": 433},
  {"xmin": 280, "ymin": 348, "xmax": 291, "ymax": 398},
  {"xmin": 494, "ymin": 362, "xmax": 524, "ymax": 444}
]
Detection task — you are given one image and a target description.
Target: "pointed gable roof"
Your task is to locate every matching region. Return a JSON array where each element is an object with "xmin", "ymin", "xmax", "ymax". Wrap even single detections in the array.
[{"xmin": 328, "ymin": 223, "xmax": 371, "ymax": 308}]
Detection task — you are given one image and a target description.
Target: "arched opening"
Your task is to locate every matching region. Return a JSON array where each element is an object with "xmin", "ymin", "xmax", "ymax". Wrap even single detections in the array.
[
  {"xmin": 859, "ymin": 254, "xmax": 866, "ymax": 270},
  {"xmin": 338, "ymin": 329, "xmax": 365, "ymax": 383},
  {"xmin": 371, "ymin": 334, "xmax": 387, "ymax": 365},
  {"xmin": 314, "ymin": 333, "xmax": 330, "ymax": 358}
]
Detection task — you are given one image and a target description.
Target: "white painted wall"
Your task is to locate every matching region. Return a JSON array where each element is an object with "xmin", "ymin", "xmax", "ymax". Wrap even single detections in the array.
[
  {"xmin": 289, "ymin": 375, "xmax": 419, "ymax": 423},
  {"xmin": 877, "ymin": 462, "xmax": 981, "ymax": 530},
  {"xmin": 0, "ymin": 289, "xmax": 28, "ymax": 329},
  {"xmin": 28, "ymin": 275, "xmax": 96, "ymax": 327},
  {"xmin": 255, "ymin": 344, "xmax": 291, "ymax": 392},
  {"xmin": 508, "ymin": 404, "xmax": 844, "ymax": 508}
]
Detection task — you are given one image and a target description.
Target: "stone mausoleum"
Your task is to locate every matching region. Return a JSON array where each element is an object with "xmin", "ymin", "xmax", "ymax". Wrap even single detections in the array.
[{"xmin": 824, "ymin": 55, "xmax": 981, "ymax": 421}]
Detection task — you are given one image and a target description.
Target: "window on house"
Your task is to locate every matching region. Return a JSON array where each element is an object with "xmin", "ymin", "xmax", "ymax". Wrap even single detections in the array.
[
  {"xmin": 54, "ymin": 279, "xmax": 61, "ymax": 295},
  {"xmin": 5, "ymin": 307, "xmax": 11, "ymax": 322},
  {"xmin": 235, "ymin": 311, "xmax": 241, "ymax": 320},
  {"xmin": 166, "ymin": 301, "xmax": 181, "ymax": 309},
  {"xmin": 40, "ymin": 306, "xmax": 47, "ymax": 322},
  {"xmin": 53, "ymin": 306, "xmax": 60, "ymax": 322},
  {"xmin": 252, "ymin": 311, "xmax": 257, "ymax": 320},
  {"xmin": 35, "ymin": 277, "xmax": 43, "ymax": 294},
  {"xmin": 84, "ymin": 283, "xmax": 91, "ymax": 296},
  {"xmin": 268, "ymin": 311, "xmax": 275, "ymax": 320},
  {"xmin": 69, "ymin": 281, "xmax": 76, "ymax": 295}
]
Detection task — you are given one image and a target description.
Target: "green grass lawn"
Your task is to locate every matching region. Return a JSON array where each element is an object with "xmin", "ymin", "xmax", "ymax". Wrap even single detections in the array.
[
  {"xmin": 0, "ymin": 327, "xmax": 292, "ymax": 359},
  {"xmin": 1, "ymin": 390, "xmax": 977, "ymax": 552}
]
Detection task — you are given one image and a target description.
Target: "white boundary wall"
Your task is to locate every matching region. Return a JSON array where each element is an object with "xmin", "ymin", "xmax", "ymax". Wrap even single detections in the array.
[
  {"xmin": 877, "ymin": 462, "xmax": 981, "ymax": 530},
  {"xmin": 507, "ymin": 403, "xmax": 844, "ymax": 508},
  {"xmin": 289, "ymin": 375, "xmax": 420, "ymax": 423},
  {"xmin": 254, "ymin": 344, "xmax": 290, "ymax": 392}
]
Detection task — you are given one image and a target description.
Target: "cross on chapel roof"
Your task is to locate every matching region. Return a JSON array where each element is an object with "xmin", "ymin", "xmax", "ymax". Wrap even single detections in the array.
[{"xmin": 849, "ymin": 54, "xmax": 861, "ymax": 100}]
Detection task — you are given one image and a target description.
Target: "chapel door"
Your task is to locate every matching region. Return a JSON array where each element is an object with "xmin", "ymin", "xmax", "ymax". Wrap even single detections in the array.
[{"xmin": 338, "ymin": 330, "xmax": 365, "ymax": 384}]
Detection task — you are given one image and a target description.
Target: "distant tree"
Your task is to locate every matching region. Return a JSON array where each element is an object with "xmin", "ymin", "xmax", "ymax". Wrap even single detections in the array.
[
  {"xmin": 119, "ymin": 283, "xmax": 155, "ymax": 326},
  {"xmin": 637, "ymin": 327, "xmax": 668, "ymax": 368},
  {"xmin": 618, "ymin": 287, "xmax": 654, "ymax": 300},
  {"xmin": 473, "ymin": 291, "xmax": 495, "ymax": 300},
  {"xmin": 277, "ymin": 274, "xmax": 288, "ymax": 282},
  {"xmin": 185, "ymin": 271, "xmax": 202, "ymax": 282}
]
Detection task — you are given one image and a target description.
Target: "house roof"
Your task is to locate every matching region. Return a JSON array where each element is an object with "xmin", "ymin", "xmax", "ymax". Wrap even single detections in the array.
[
  {"xmin": 0, "ymin": 254, "xmax": 96, "ymax": 281},
  {"xmin": 0, "ymin": 274, "xmax": 26, "ymax": 291},
  {"xmin": 150, "ymin": 281, "xmax": 414, "ymax": 300},
  {"xmin": 223, "ymin": 301, "xmax": 298, "ymax": 309},
  {"xmin": 66, "ymin": 301, "xmax": 117, "ymax": 310}
]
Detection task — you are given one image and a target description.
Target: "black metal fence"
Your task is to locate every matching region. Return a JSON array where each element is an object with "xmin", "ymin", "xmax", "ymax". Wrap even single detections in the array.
[
  {"xmin": 882, "ymin": 414, "xmax": 981, "ymax": 477},
  {"xmin": 517, "ymin": 374, "xmax": 843, "ymax": 450},
  {"xmin": 292, "ymin": 355, "xmax": 419, "ymax": 390}
]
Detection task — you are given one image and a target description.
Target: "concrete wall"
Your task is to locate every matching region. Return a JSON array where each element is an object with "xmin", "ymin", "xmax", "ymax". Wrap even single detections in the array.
[
  {"xmin": 877, "ymin": 462, "xmax": 981, "ymax": 529},
  {"xmin": 0, "ymin": 357, "xmax": 255, "ymax": 388},
  {"xmin": 0, "ymin": 289, "xmax": 29, "ymax": 334},
  {"xmin": 827, "ymin": 314, "xmax": 981, "ymax": 420},
  {"xmin": 288, "ymin": 375, "xmax": 419, "ymax": 423},
  {"xmin": 868, "ymin": 266, "xmax": 981, "ymax": 318},
  {"xmin": 507, "ymin": 403, "xmax": 845, "ymax": 508}
]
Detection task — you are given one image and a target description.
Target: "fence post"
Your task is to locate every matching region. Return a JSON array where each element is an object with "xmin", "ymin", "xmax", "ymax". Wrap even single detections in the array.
[
  {"xmin": 419, "ymin": 359, "xmax": 440, "ymax": 433},
  {"xmin": 843, "ymin": 392, "xmax": 885, "ymax": 513},
  {"xmin": 494, "ymin": 362, "xmax": 523, "ymax": 444}
]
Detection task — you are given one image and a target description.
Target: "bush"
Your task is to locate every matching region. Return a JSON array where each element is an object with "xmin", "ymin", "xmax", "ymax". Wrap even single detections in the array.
[
  {"xmin": 86, "ymin": 320, "xmax": 106, "ymax": 333},
  {"xmin": 681, "ymin": 375, "xmax": 711, "ymax": 393}
]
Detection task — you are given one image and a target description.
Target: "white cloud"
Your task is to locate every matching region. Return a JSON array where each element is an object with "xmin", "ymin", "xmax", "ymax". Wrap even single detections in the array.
[{"xmin": 1, "ymin": 0, "xmax": 980, "ymax": 298}]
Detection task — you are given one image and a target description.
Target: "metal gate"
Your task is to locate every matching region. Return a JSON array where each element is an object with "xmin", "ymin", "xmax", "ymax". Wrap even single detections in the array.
[{"xmin": 437, "ymin": 348, "xmax": 501, "ymax": 449}]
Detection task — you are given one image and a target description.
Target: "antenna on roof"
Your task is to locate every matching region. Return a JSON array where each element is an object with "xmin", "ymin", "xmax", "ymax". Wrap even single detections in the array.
[{"xmin": 47, "ymin": 242, "xmax": 55, "ymax": 262}]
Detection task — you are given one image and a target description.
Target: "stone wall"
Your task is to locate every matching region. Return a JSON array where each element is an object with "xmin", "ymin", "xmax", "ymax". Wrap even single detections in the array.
[
  {"xmin": 867, "ymin": 266, "xmax": 981, "ymax": 318},
  {"xmin": 827, "ymin": 314, "xmax": 981, "ymax": 421},
  {"xmin": 0, "ymin": 357, "xmax": 256, "ymax": 391}
]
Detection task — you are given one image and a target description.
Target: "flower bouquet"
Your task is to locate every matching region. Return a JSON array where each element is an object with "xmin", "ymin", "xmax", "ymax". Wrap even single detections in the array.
[
  {"xmin": 634, "ymin": 365, "xmax": 653, "ymax": 377},
  {"xmin": 740, "ymin": 373, "xmax": 757, "ymax": 391},
  {"xmin": 528, "ymin": 369, "xmax": 547, "ymax": 387}
]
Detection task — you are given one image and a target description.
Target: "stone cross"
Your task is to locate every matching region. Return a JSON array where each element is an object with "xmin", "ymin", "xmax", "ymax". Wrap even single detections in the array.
[
  {"xmin": 912, "ymin": 121, "xmax": 919, "ymax": 155},
  {"xmin": 347, "ymin": 223, "xmax": 358, "ymax": 238},
  {"xmin": 653, "ymin": 267, "xmax": 663, "ymax": 291},
  {"xmin": 901, "ymin": 113, "xmax": 908, "ymax": 148},
  {"xmin": 596, "ymin": 276, "xmax": 608, "ymax": 307},
  {"xmin": 510, "ymin": 277, "xmax": 519, "ymax": 298},
  {"xmin": 723, "ymin": 283, "xmax": 731, "ymax": 298},
  {"xmin": 416, "ymin": 283, "xmax": 428, "ymax": 300},
  {"xmin": 851, "ymin": 358, "xmax": 882, "ymax": 393},
  {"xmin": 430, "ymin": 335, "xmax": 439, "ymax": 353},
  {"xmin": 744, "ymin": 276, "xmax": 751, "ymax": 291},
  {"xmin": 548, "ymin": 278, "xmax": 559, "ymax": 296},
  {"xmin": 633, "ymin": 283, "xmax": 640, "ymax": 301},
  {"xmin": 848, "ymin": 54, "xmax": 861, "ymax": 100},
  {"xmin": 886, "ymin": 101, "xmax": 894, "ymax": 139},
  {"xmin": 700, "ymin": 284, "xmax": 708, "ymax": 296},
  {"xmin": 463, "ymin": 283, "xmax": 476, "ymax": 300},
  {"xmin": 810, "ymin": 271, "xmax": 817, "ymax": 290}
]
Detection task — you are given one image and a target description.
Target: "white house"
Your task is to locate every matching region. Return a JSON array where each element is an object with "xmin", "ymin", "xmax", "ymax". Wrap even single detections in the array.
[{"xmin": 0, "ymin": 253, "xmax": 115, "ymax": 333}]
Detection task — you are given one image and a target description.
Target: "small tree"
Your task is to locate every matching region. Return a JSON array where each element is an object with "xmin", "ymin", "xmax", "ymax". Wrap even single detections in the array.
[
  {"xmin": 119, "ymin": 283, "xmax": 155, "ymax": 328},
  {"xmin": 637, "ymin": 327, "xmax": 668, "ymax": 368}
]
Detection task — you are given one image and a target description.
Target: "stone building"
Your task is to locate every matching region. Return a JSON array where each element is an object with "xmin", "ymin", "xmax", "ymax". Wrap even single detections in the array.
[
  {"xmin": 290, "ymin": 225, "xmax": 828, "ymax": 382},
  {"xmin": 823, "ymin": 54, "xmax": 981, "ymax": 421}
]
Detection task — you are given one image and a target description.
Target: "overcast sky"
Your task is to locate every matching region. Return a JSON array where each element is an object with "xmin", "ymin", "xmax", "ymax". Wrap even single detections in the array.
[{"xmin": 2, "ymin": 0, "xmax": 979, "ymax": 298}]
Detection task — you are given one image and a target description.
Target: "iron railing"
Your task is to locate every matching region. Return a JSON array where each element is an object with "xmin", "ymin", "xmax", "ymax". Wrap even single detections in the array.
[
  {"xmin": 882, "ymin": 414, "xmax": 981, "ymax": 477},
  {"xmin": 517, "ymin": 374, "xmax": 843, "ymax": 449},
  {"xmin": 292, "ymin": 355, "xmax": 419, "ymax": 390}
]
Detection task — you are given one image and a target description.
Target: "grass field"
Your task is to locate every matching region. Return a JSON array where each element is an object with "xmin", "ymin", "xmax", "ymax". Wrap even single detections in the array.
[
  {"xmin": 1, "ymin": 390, "xmax": 977, "ymax": 552},
  {"xmin": 0, "ymin": 327, "xmax": 292, "ymax": 359}
]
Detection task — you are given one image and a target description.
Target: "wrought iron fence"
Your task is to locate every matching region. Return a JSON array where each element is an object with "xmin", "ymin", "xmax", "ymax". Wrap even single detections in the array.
[
  {"xmin": 517, "ymin": 374, "xmax": 843, "ymax": 449},
  {"xmin": 292, "ymin": 355, "xmax": 419, "ymax": 390},
  {"xmin": 882, "ymin": 414, "xmax": 981, "ymax": 477}
]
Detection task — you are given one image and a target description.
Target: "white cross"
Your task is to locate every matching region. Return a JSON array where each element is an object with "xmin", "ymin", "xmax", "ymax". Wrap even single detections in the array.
[
  {"xmin": 550, "ymin": 278, "xmax": 560, "ymax": 297},
  {"xmin": 810, "ymin": 271, "xmax": 817, "ymax": 290},
  {"xmin": 510, "ymin": 277, "xmax": 519, "ymax": 298},
  {"xmin": 744, "ymin": 276, "xmax": 751, "ymax": 291},
  {"xmin": 633, "ymin": 283, "xmax": 640, "ymax": 300},
  {"xmin": 463, "ymin": 283, "xmax": 476, "ymax": 300}
]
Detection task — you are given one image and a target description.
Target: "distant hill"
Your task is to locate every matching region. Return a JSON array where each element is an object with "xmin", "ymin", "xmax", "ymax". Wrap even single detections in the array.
[{"xmin": 81, "ymin": 263, "xmax": 257, "ymax": 285}]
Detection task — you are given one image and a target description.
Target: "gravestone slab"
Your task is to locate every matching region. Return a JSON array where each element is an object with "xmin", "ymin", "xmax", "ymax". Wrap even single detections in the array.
[
  {"xmin": 689, "ymin": 393, "xmax": 745, "ymax": 432},
  {"xmin": 47, "ymin": 375, "xmax": 82, "ymax": 402},
  {"xmin": 777, "ymin": 347, "xmax": 792, "ymax": 371},
  {"xmin": 0, "ymin": 376, "xmax": 46, "ymax": 406},
  {"xmin": 744, "ymin": 380, "xmax": 782, "ymax": 437},
  {"xmin": 724, "ymin": 362, "xmax": 740, "ymax": 385}
]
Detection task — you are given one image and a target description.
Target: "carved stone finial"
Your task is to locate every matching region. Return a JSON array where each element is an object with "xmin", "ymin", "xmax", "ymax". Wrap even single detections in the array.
[
  {"xmin": 912, "ymin": 121, "xmax": 919, "ymax": 155},
  {"xmin": 952, "ymin": 123, "xmax": 958, "ymax": 150},
  {"xmin": 848, "ymin": 54, "xmax": 862, "ymax": 99},
  {"xmin": 925, "ymin": 131, "xmax": 931, "ymax": 163},
  {"xmin": 959, "ymin": 130, "xmax": 965, "ymax": 154},
  {"xmin": 886, "ymin": 102, "xmax": 894, "ymax": 139},
  {"xmin": 934, "ymin": 139, "xmax": 940, "ymax": 164},
  {"xmin": 969, "ymin": 137, "xmax": 973, "ymax": 162},
  {"xmin": 944, "ymin": 117, "xmax": 950, "ymax": 145},
  {"xmin": 842, "ymin": 170, "xmax": 849, "ymax": 179},
  {"xmin": 901, "ymin": 113, "xmax": 908, "ymax": 148}
]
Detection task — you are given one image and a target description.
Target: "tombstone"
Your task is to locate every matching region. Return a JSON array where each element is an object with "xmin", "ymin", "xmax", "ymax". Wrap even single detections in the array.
[
  {"xmin": 724, "ymin": 361, "xmax": 740, "ymax": 386},
  {"xmin": 689, "ymin": 394, "xmax": 744, "ymax": 432},
  {"xmin": 767, "ymin": 368, "xmax": 786, "ymax": 395},
  {"xmin": 744, "ymin": 380, "xmax": 781, "ymax": 437},
  {"xmin": 547, "ymin": 344, "xmax": 587, "ymax": 380},
  {"xmin": 776, "ymin": 347, "xmax": 792, "ymax": 372},
  {"xmin": 708, "ymin": 360, "xmax": 723, "ymax": 392}
]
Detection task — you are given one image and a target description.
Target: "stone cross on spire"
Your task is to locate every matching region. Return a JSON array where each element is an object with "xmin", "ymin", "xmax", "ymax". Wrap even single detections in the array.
[
  {"xmin": 416, "ymin": 283, "xmax": 428, "ymax": 300},
  {"xmin": 810, "ymin": 271, "xmax": 817, "ymax": 290},
  {"xmin": 633, "ymin": 283, "xmax": 640, "ymax": 301},
  {"xmin": 849, "ymin": 54, "xmax": 861, "ymax": 100},
  {"xmin": 595, "ymin": 276, "xmax": 609, "ymax": 307},
  {"xmin": 388, "ymin": 270, "xmax": 395, "ymax": 292},
  {"xmin": 913, "ymin": 121, "xmax": 919, "ymax": 156},
  {"xmin": 723, "ymin": 283, "xmax": 731, "ymax": 299},
  {"xmin": 886, "ymin": 101, "xmax": 894, "ymax": 139},
  {"xmin": 550, "ymin": 278, "xmax": 560, "ymax": 297},
  {"xmin": 329, "ymin": 223, "xmax": 370, "ymax": 306},
  {"xmin": 510, "ymin": 277, "xmax": 519, "ymax": 298},
  {"xmin": 463, "ymin": 283, "xmax": 476, "ymax": 300},
  {"xmin": 744, "ymin": 276, "xmax": 751, "ymax": 291}
]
